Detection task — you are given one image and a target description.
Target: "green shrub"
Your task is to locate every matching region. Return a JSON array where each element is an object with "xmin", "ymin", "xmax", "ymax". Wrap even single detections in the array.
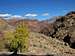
[{"xmin": 5, "ymin": 22, "xmax": 29, "ymax": 53}]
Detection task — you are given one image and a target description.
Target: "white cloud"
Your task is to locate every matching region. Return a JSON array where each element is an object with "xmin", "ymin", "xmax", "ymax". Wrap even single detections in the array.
[
  {"xmin": 25, "ymin": 13, "xmax": 37, "ymax": 17},
  {"xmin": 42, "ymin": 13, "xmax": 49, "ymax": 16},
  {"xmin": 11, "ymin": 15, "xmax": 22, "ymax": 18},
  {"xmin": 10, "ymin": 15, "xmax": 24, "ymax": 19},
  {"xmin": 0, "ymin": 14, "xmax": 11, "ymax": 17}
]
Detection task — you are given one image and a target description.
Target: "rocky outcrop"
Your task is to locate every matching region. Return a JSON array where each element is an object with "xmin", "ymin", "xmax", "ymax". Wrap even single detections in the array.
[{"xmin": 50, "ymin": 11, "xmax": 75, "ymax": 49}]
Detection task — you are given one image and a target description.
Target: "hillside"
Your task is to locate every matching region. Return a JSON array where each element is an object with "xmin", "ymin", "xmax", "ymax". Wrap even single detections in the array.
[
  {"xmin": 47, "ymin": 11, "xmax": 75, "ymax": 49},
  {"xmin": 0, "ymin": 17, "xmax": 8, "ymax": 30},
  {"xmin": 7, "ymin": 19, "xmax": 53, "ymax": 33},
  {"xmin": 1, "ymin": 32, "xmax": 75, "ymax": 56},
  {"xmin": 26, "ymin": 32, "xmax": 75, "ymax": 56}
]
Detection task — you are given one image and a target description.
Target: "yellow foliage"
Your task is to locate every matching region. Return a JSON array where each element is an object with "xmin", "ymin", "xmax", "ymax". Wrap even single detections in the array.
[{"xmin": 9, "ymin": 22, "xmax": 29, "ymax": 52}]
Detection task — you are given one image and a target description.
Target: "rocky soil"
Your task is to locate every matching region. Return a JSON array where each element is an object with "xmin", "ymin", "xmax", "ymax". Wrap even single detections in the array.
[
  {"xmin": 48, "ymin": 11, "xmax": 75, "ymax": 49},
  {"xmin": 24, "ymin": 32, "xmax": 75, "ymax": 56}
]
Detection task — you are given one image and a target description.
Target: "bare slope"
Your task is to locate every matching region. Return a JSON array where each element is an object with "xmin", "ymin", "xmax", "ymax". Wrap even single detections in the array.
[
  {"xmin": 0, "ymin": 31, "xmax": 75, "ymax": 56},
  {"xmin": 25, "ymin": 32, "xmax": 75, "ymax": 56}
]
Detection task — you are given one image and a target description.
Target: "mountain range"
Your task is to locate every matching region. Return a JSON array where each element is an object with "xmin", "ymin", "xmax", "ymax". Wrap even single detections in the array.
[{"xmin": 0, "ymin": 11, "xmax": 75, "ymax": 56}]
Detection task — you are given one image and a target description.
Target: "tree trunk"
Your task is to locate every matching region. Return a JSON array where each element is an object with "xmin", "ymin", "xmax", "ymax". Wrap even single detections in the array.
[{"xmin": 10, "ymin": 49, "xmax": 18, "ymax": 56}]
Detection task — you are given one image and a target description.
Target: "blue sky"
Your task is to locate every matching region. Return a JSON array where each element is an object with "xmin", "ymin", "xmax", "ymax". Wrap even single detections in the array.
[{"xmin": 0, "ymin": 0, "xmax": 75, "ymax": 20}]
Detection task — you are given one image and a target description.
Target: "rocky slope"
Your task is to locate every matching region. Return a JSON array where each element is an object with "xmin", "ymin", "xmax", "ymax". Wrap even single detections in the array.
[
  {"xmin": 0, "ymin": 17, "xmax": 8, "ymax": 30},
  {"xmin": 0, "ymin": 16, "xmax": 53, "ymax": 33},
  {"xmin": 1, "ymin": 32, "xmax": 75, "ymax": 56},
  {"xmin": 25, "ymin": 32, "xmax": 75, "ymax": 56},
  {"xmin": 11, "ymin": 19, "xmax": 53, "ymax": 33},
  {"xmin": 49, "ymin": 11, "xmax": 75, "ymax": 49}
]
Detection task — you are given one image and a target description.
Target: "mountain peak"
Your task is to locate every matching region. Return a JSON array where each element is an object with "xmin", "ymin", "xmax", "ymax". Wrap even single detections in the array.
[{"xmin": 66, "ymin": 11, "xmax": 75, "ymax": 16}]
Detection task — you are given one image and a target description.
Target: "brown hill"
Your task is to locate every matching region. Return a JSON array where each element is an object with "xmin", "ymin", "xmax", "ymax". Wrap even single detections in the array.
[
  {"xmin": 12, "ymin": 19, "xmax": 53, "ymax": 33},
  {"xmin": 49, "ymin": 11, "xmax": 75, "ymax": 49},
  {"xmin": 0, "ymin": 17, "xmax": 8, "ymax": 30},
  {"xmin": 1, "ymin": 32, "xmax": 75, "ymax": 56},
  {"xmin": 27, "ymin": 32, "xmax": 75, "ymax": 56}
]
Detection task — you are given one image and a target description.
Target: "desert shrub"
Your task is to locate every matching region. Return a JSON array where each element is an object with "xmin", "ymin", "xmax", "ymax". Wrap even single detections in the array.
[
  {"xmin": 10, "ymin": 22, "xmax": 29, "ymax": 52},
  {"xmin": 4, "ymin": 22, "xmax": 29, "ymax": 53}
]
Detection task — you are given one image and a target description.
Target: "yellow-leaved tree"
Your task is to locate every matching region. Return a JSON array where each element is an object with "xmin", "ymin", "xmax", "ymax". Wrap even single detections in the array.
[{"xmin": 6, "ymin": 21, "xmax": 29, "ymax": 55}]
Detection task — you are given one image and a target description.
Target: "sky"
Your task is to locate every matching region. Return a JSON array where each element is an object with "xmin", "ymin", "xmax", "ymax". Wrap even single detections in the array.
[{"xmin": 0, "ymin": 0, "xmax": 75, "ymax": 20}]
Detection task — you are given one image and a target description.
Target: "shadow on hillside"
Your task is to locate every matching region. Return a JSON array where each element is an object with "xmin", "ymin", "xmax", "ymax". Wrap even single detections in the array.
[{"xmin": 0, "ymin": 54, "xmax": 54, "ymax": 56}]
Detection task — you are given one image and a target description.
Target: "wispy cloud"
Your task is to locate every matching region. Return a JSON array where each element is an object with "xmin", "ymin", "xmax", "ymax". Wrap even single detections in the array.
[
  {"xmin": 10, "ymin": 15, "xmax": 25, "ymax": 19},
  {"xmin": 25, "ymin": 13, "xmax": 37, "ymax": 17},
  {"xmin": 0, "ymin": 14, "xmax": 11, "ymax": 17},
  {"xmin": 0, "ymin": 14, "xmax": 25, "ymax": 19},
  {"xmin": 42, "ymin": 13, "xmax": 49, "ymax": 16},
  {"xmin": 11, "ymin": 15, "xmax": 22, "ymax": 18}
]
